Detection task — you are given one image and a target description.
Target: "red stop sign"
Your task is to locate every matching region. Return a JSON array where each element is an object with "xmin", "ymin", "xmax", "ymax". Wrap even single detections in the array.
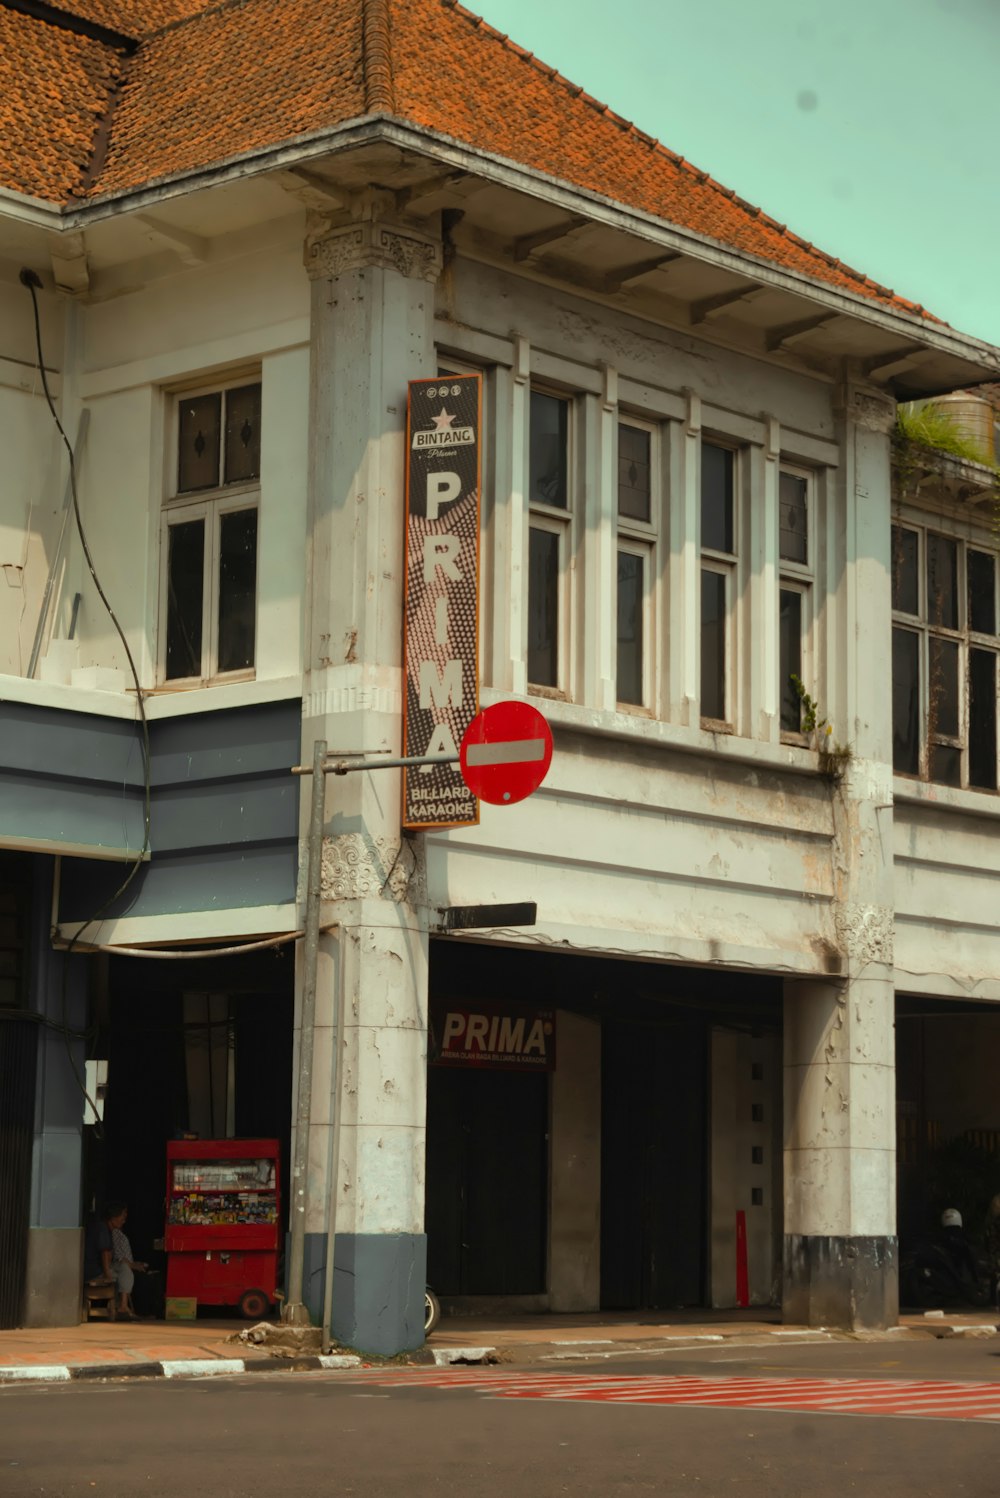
[{"xmin": 459, "ymin": 701, "xmax": 553, "ymax": 806}]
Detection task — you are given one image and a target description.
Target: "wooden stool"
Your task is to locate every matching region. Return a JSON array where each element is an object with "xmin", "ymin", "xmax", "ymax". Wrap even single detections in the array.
[{"xmin": 83, "ymin": 1282, "xmax": 117, "ymax": 1322}]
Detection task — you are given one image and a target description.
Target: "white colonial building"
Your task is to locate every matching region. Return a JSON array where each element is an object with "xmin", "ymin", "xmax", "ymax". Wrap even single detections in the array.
[{"xmin": 1, "ymin": 0, "xmax": 999, "ymax": 1351}]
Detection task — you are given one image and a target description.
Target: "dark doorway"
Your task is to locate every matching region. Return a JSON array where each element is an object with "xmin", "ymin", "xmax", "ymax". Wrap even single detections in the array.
[
  {"xmin": 601, "ymin": 1016, "xmax": 707, "ymax": 1309},
  {"xmin": 92, "ymin": 950, "xmax": 294, "ymax": 1269},
  {"xmin": 426, "ymin": 1065, "xmax": 548, "ymax": 1295}
]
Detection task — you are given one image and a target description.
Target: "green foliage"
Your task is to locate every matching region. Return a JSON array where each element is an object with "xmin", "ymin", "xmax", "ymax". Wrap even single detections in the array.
[
  {"xmin": 895, "ymin": 403, "xmax": 996, "ymax": 468},
  {"xmin": 789, "ymin": 675, "xmax": 852, "ymax": 780}
]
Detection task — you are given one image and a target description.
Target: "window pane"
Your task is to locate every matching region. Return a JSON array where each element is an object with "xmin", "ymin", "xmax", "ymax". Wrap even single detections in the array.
[
  {"xmin": 528, "ymin": 527, "xmax": 559, "ymax": 686},
  {"xmin": 701, "ymin": 569, "xmax": 727, "ymax": 720},
  {"xmin": 529, "ymin": 392, "xmax": 568, "ymax": 508},
  {"xmin": 165, "ymin": 519, "xmax": 205, "ymax": 680},
  {"xmin": 217, "ymin": 509, "xmax": 257, "ymax": 674},
  {"xmin": 618, "ymin": 424, "xmax": 651, "ymax": 522},
  {"xmin": 969, "ymin": 648, "xmax": 997, "ymax": 790},
  {"xmin": 178, "ymin": 393, "xmax": 221, "ymax": 493},
  {"xmin": 778, "ymin": 471, "xmax": 808, "ymax": 564},
  {"xmin": 779, "ymin": 589, "xmax": 803, "ymax": 732},
  {"xmin": 701, "ymin": 443, "xmax": 734, "ymax": 554},
  {"xmin": 891, "ymin": 526, "xmax": 919, "ymax": 615},
  {"xmin": 892, "ymin": 627, "xmax": 919, "ymax": 775},
  {"xmin": 616, "ymin": 551, "xmax": 644, "ymax": 705},
  {"xmin": 224, "ymin": 384, "xmax": 262, "ymax": 485},
  {"xmin": 927, "ymin": 533, "xmax": 958, "ymax": 629},
  {"xmin": 968, "ymin": 551, "xmax": 996, "ymax": 636},
  {"xmin": 930, "ymin": 744, "xmax": 962, "ymax": 788},
  {"xmin": 929, "ymin": 636, "xmax": 959, "ymax": 738}
]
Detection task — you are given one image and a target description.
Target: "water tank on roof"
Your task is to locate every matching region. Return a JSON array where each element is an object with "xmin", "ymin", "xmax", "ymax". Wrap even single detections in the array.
[{"xmin": 928, "ymin": 393, "xmax": 995, "ymax": 463}]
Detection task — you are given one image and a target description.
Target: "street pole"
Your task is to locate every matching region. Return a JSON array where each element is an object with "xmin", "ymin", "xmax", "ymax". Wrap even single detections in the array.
[{"xmin": 283, "ymin": 736, "xmax": 326, "ymax": 1325}]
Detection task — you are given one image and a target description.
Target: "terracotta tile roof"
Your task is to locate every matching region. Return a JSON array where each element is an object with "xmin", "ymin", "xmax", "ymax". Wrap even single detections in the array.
[
  {"xmin": 95, "ymin": 0, "xmax": 366, "ymax": 199},
  {"xmin": 0, "ymin": 6, "xmax": 125, "ymax": 201},
  {"xmin": 390, "ymin": 0, "xmax": 931, "ymax": 317},
  {"xmin": 41, "ymin": 0, "xmax": 211, "ymax": 37},
  {"xmin": 0, "ymin": 0, "xmax": 933, "ymax": 319}
]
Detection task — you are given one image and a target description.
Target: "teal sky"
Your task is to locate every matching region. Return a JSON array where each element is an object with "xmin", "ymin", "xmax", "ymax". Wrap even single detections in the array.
[{"xmin": 471, "ymin": 0, "xmax": 1000, "ymax": 350}]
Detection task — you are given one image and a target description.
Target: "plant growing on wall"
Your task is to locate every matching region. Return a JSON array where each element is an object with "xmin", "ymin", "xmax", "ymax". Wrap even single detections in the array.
[
  {"xmin": 893, "ymin": 402, "xmax": 1000, "ymax": 533},
  {"xmin": 789, "ymin": 675, "xmax": 851, "ymax": 780}
]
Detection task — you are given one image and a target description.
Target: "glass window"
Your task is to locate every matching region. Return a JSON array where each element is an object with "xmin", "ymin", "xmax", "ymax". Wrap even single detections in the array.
[
  {"xmin": 891, "ymin": 526, "xmax": 1000, "ymax": 790},
  {"xmin": 529, "ymin": 392, "xmax": 568, "ymax": 508},
  {"xmin": 164, "ymin": 379, "xmax": 261, "ymax": 684},
  {"xmin": 701, "ymin": 443, "xmax": 734, "ymax": 554},
  {"xmin": 892, "ymin": 526, "xmax": 919, "ymax": 615},
  {"xmin": 779, "ymin": 589, "xmax": 803, "ymax": 732},
  {"xmin": 969, "ymin": 649, "xmax": 998, "ymax": 790},
  {"xmin": 165, "ymin": 519, "xmax": 205, "ymax": 680},
  {"xmin": 892, "ymin": 627, "xmax": 920, "ymax": 776},
  {"xmin": 528, "ymin": 527, "xmax": 559, "ymax": 686},
  {"xmin": 218, "ymin": 509, "xmax": 258, "ymax": 674},
  {"xmin": 224, "ymin": 384, "xmax": 262, "ymax": 485},
  {"xmin": 616, "ymin": 550, "xmax": 644, "ymax": 705},
  {"xmin": 178, "ymin": 393, "xmax": 221, "ymax": 493},
  {"xmin": 779, "ymin": 471, "xmax": 808, "ymax": 565},
  {"xmin": 618, "ymin": 424, "xmax": 651, "ymax": 523},
  {"xmin": 968, "ymin": 551, "xmax": 996, "ymax": 636},
  {"xmin": 929, "ymin": 636, "xmax": 960, "ymax": 739},
  {"xmin": 701, "ymin": 569, "xmax": 727, "ymax": 721},
  {"xmin": 927, "ymin": 533, "xmax": 958, "ymax": 630}
]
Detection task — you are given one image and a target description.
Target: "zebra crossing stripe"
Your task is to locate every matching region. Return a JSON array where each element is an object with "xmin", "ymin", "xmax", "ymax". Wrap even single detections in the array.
[{"xmin": 347, "ymin": 1368, "xmax": 1000, "ymax": 1422}]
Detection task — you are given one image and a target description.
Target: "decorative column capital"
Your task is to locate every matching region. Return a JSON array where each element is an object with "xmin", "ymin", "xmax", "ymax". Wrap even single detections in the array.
[
  {"xmin": 836, "ymin": 380, "xmax": 896, "ymax": 435},
  {"xmin": 305, "ymin": 219, "xmax": 443, "ymax": 283}
]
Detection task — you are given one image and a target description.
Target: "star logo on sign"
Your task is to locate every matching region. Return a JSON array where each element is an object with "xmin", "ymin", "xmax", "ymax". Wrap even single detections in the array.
[{"xmin": 432, "ymin": 409, "xmax": 456, "ymax": 433}]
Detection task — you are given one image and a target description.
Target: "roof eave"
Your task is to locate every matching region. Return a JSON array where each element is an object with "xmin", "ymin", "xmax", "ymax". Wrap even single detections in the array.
[{"xmin": 6, "ymin": 114, "xmax": 999, "ymax": 388}]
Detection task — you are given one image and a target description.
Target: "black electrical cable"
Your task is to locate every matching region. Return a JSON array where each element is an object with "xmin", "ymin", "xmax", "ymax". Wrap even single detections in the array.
[{"xmin": 21, "ymin": 267, "xmax": 153, "ymax": 1136}]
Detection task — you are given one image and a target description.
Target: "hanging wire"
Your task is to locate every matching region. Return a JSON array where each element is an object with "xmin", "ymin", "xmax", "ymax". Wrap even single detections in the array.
[{"xmin": 21, "ymin": 268, "xmax": 153, "ymax": 1135}]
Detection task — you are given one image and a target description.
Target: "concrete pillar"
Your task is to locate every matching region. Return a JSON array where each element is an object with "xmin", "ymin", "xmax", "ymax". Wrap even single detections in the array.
[
  {"xmin": 297, "ymin": 196, "xmax": 441, "ymax": 1354},
  {"xmin": 783, "ymin": 975, "xmax": 896, "ymax": 1328},
  {"xmin": 782, "ymin": 379, "xmax": 898, "ymax": 1331},
  {"xmin": 25, "ymin": 857, "xmax": 86, "ymax": 1328},
  {"xmin": 548, "ymin": 1011, "xmax": 601, "ymax": 1311}
]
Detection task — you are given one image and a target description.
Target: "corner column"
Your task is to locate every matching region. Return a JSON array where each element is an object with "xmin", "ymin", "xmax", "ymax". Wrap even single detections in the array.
[
  {"xmin": 783, "ymin": 380, "xmax": 898, "ymax": 1330},
  {"xmin": 298, "ymin": 199, "xmax": 441, "ymax": 1353}
]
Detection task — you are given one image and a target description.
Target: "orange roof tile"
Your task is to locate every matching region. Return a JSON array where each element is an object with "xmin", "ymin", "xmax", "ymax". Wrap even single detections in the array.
[
  {"xmin": 41, "ymin": 0, "xmax": 211, "ymax": 37},
  {"xmin": 0, "ymin": 6, "xmax": 125, "ymax": 201},
  {"xmin": 95, "ymin": 0, "xmax": 366, "ymax": 199},
  {"xmin": 0, "ymin": 0, "xmax": 932, "ymax": 319}
]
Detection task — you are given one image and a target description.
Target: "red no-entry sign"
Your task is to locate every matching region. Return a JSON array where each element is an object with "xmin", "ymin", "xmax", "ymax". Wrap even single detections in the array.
[{"xmin": 459, "ymin": 701, "xmax": 553, "ymax": 806}]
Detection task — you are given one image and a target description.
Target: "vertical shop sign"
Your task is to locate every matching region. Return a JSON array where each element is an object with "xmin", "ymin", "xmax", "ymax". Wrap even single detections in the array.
[{"xmin": 402, "ymin": 373, "xmax": 482, "ymax": 829}]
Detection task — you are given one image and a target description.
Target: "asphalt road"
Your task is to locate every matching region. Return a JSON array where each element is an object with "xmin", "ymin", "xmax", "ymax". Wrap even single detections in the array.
[{"xmin": 2, "ymin": 1339, "xmax": 999, "ymax": 1498}]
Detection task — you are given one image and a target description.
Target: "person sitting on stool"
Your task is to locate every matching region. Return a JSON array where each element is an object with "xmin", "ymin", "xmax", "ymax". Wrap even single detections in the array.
[{"xmin": 84, "ymin": 1201, "xmax": 146, "ymax": 1320}]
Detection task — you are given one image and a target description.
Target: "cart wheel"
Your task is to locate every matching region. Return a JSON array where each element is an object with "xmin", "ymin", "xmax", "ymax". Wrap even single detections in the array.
[{"xmin": 239, "ymin": 1288, "xmax": 271, "ymax": 1320}]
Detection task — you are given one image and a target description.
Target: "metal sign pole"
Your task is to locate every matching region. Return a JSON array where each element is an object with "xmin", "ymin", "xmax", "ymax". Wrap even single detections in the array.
[
  {"xmin": 288, "ymin": 748, "xmax": 456, "ymax": 1336},
  {"xmin": 283, "ymin": 737, "xmax": 327, "ymax": 1325}
]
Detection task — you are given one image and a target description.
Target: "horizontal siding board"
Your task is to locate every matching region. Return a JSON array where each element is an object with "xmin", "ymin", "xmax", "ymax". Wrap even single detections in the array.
[
  {"xmin": 58, "ymin": 843, "xmax": 298, "ymax": 920},
  {"xmin": 0, "ymin": 698, "xmax": 301, "ymax": 922}
]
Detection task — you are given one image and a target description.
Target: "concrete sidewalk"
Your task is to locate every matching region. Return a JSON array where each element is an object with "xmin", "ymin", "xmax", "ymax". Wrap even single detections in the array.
[{"xmin": 0, "ymin": 1306, "xmax": 996, "ymax": 1386}]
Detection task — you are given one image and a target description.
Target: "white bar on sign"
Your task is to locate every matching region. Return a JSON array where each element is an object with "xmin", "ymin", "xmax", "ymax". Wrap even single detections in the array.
[{"xmin": 465, "ymin": 738, "xmax": 546, "ymax": 767}]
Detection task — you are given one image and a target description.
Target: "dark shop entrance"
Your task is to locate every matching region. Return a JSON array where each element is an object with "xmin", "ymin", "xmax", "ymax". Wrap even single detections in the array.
[
  {"xmin": 424, "ymin": 940, "xmax": 782, "ymax": 1311},
  {"xmin": 85, "ymin": 945, "xmax": 295, "ymax": 1289}
]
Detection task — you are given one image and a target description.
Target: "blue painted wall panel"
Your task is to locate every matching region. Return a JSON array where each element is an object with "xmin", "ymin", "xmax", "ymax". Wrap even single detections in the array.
[{"xmin": 0, "ymin": 697, "xmax": 301, "ymax": 922}]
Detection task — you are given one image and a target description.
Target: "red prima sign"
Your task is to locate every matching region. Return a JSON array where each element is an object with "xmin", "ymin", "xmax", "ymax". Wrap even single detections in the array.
[
  {"xmin": 431, "ymin": 1006, "xmax": 556, "ymax": 1072},
  {"xmin": 402, "ymin": 374, "xmax": 482, "ymax": 830}
]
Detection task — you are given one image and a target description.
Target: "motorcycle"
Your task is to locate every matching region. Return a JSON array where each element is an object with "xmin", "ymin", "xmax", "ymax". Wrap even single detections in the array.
[
  {"xmin": 900, "ymin": 1238, "xmax": 991, "ymax": 1309},
  {"xmin": 424, "ymin": 1286, "xmax": 441, "ymax": 1336}
]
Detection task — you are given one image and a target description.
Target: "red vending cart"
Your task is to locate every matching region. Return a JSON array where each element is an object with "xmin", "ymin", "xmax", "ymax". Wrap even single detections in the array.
[{"xmin": 165, "ymin": 1139, "xmax": 280, "ymax": 1320}]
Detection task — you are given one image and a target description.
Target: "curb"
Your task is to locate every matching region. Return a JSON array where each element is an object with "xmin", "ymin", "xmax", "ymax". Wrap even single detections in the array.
[
  {"xmin": 0, "ymin": 1346, "xmax": 503, "ymax": 1388},
  {"xmin": 0, "ymin": 1352, "xmax": 364, "ymax": 1387}
]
